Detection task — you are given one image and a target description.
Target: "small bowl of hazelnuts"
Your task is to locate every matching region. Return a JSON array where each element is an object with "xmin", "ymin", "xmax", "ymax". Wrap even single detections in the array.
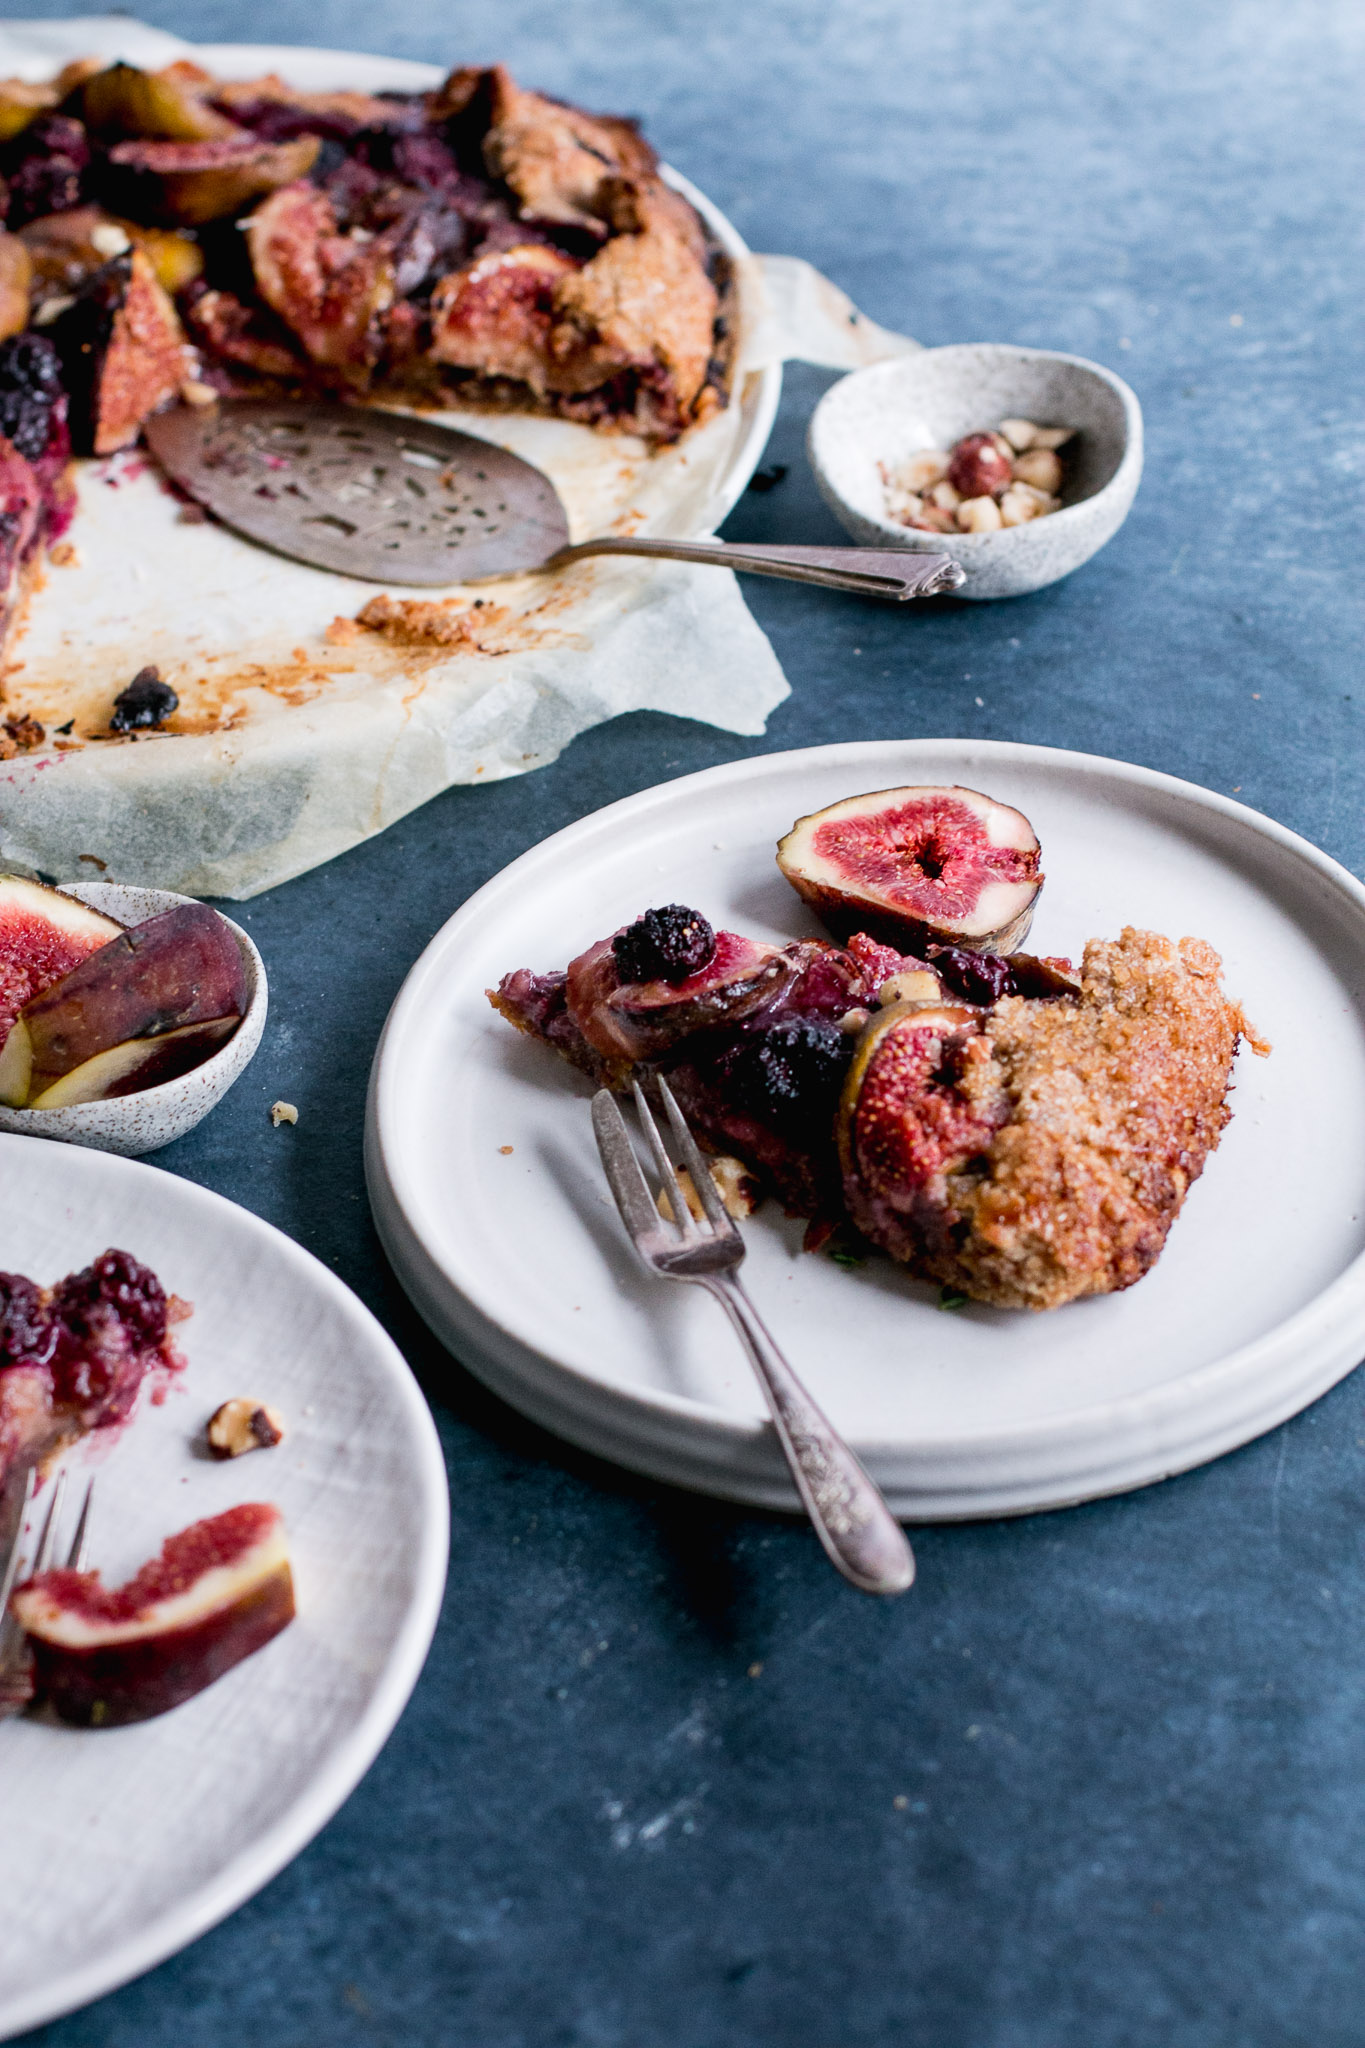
[{"xmin": 807, "ymin": 343, "xmax": 1143, "ymax": 600}]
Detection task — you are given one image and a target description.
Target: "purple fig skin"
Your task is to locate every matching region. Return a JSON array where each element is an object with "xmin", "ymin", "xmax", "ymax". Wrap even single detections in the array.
[
  {"xmin": 26, "ymin": 1561, "xmax": 295, "ymax": 1726},
  {"xmin": 15, "ymin": 902, "xmax": 246, "ymax": 1092}
]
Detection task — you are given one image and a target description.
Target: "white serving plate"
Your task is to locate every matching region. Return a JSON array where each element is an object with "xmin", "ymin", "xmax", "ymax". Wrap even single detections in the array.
[
  {"xmin": 0, "ymin": 1137, "xmax": 448, "ymax": 2039},
  {"xmin": 366, "ymin": 738, "xmax": 1365, "ymax": 1520}
]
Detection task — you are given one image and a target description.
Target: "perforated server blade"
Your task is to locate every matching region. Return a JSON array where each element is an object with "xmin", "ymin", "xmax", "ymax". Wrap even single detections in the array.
[{"xmin": 144, "ymin": 401, "xmax": 966, "ymax": 599}]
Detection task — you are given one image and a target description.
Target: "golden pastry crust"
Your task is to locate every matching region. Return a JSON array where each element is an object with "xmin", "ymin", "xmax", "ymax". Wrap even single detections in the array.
[{"xmin": 929, "ymin": 928, "xmax": 1259, "ymax": 1309}]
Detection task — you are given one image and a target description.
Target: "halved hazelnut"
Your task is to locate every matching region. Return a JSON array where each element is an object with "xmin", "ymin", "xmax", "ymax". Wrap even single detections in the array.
[
  {"xmin": 997, "ymin": 417, "xmax": 1038, "ymax": 453},
  {"xmin": 1012, "ymin": 448, "xmax": 1063, "ymax": 494},
  {"xmin": 206, "ymin": 1397, "xmax": 285, "ymax": 1458},
  {"xmin": 658, "ymin": 1155, "xmax": 761, "ymax": 1223},
  {"xmin": 1030, "ymin": 425, "xmax": 1075, "ymax": 451},
  {"xmin": 898, "ymin": 449, "xmax": 950, "ymax": 493},
  {"xmin": 957, "ymin": 496, "xmax": 1003, "ymax": 533},
  {"xmin": 875, "ymin": 969, "xmax": 942, "ymax": 1006},
  {"xmin": 999, "ymin": 485, "xmax": 1042, "ymax": 526},
  {"xmin": 929, "ymin": 479, "xmax": 961, "ymax": 511}
]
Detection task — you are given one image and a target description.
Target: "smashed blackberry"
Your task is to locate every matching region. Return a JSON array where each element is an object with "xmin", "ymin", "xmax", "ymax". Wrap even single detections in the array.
[
  {"xmin": 929, "ymin": 946, "xmax": 1016, "ymax": 1006},
  {"xmin": 0, "ymin": 333, "xmax": 65, "ymax": 463},
  {"xmin": 2, "ymin": 115, "xmax": 90, "ymax": 229},
  {"xmin": 53, "ymin": 1249, "xmax": 168, "ymax": 1352},
  {"xmin": 110, "ymin": 667, "xmax": 179, "ymax": 733},
  {"xmin": 729, "ymin": 1016, "xmax": 852, "ymax": 1127},
  {"xmin": 613, "ymin": 905, "xmax": 716, "ymax": 987},
  {"xmin": 0, "ymin": 1271, "xmax": 56, "ymax": 1370}
]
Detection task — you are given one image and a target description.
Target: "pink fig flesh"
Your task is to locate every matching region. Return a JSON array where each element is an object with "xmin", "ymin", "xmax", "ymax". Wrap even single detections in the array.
[
  {"xmin": 0, "ymin": 876, "xmax": 123, "ymax": 1048},
  {"xmin": 776, "ymin": 784, "xmax": 1043, "ymax": 955},
  {"xmin": 0, "ymin": 901, "xmax": 247, "ymax": 1107},
  {"xmin": 12, "ymin": 1501, "xmax": 294, "ymax": 1726}
]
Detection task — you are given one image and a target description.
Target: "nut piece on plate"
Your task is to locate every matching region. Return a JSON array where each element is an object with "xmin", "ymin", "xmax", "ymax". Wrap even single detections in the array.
[
  {"xmin": 11, "ymin": 1500, "xmax": 295, "ymax": 1726},
  {"xmin": 658, "ymin": 1154, "xmax": 762, "ymax": 1223},
  {"xmin": 206, "ymin": 1397, "xmax": 285, "ymax": 1458},
  {"xmin": 777, "ymin": 783, "xmax": 1043, "ymax": 954}
]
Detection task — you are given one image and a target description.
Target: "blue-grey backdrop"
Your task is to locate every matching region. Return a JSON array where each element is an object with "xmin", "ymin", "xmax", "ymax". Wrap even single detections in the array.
[{"xmin": 11, "ymin": 4, "xmax": 1365, "ymax": 2044}]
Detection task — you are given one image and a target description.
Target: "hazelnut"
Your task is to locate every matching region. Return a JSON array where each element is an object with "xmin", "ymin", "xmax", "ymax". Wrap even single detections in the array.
[
  {"xmin": 999, "ymin": 485, "xmax": 1042, "ymax": 526},
  {"xmin": 897, "ymin": 449, "xmax": 950, "ymax": 493},
  {"xmin": 1012, "ymin": 448, "xmax": 1063, "ymax": 494},
  {"xmin": 876, "ymin": 969, "xmax": 942, "ymax": 1005},
  {"xmin": 997, "ymin": 417, "xmax": 1039, "ymax": 453},
  {"xmin": 207, "ymin": 1399, "xmax": 285, "ymax": 1459},
  {"xmin": 946, "ymin": 432, "xmax": 1014, "ymax": 501},
  {"xmin": 1029, "ymin": 425, "xmax": 1075, "ymax": 451},
  {"xmin": 956, "ymin": 495, "xmax": 1003, "ymax": 533},
  {"xmin": 909, "ymin": 502, "xmax": 958, "ymax": 533},
  {"xmin": 270, "ymin": 1101, "xmax": 298, "ymax": 1126},
  {"xmin": 658, "ymin": 1155, "xmax": 761, "ymax": 1223},
  {"xmin": 929, "ymin": 479, "xmax": 961, "ymax": 510}
]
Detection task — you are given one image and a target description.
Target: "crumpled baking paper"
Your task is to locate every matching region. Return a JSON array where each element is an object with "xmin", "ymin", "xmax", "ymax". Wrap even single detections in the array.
[{"xmin": 0, "ymin": 19, "xmax": 917, "ymax": 898}]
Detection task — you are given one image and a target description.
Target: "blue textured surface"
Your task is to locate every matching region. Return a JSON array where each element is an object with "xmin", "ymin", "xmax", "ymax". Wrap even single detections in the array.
[{"xmin": 12, "ymin": 3, "xmax": 1365, "ymax": 2043}]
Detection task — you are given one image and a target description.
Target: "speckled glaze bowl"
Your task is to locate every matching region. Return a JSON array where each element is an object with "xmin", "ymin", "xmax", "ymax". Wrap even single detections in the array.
[
  {"xmin": 0, "ymin": 881, "xmax": 266, "ymax": 1156},
  {"xmin": 807, "ymin": 344, "xmax": 1143, "ymax": 600}
]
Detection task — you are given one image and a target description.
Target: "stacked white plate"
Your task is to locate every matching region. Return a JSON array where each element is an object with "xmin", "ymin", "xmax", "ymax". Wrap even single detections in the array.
[{"xmin": 367, "ymin": 737, "xmax": 1365, "ymax": 1519}]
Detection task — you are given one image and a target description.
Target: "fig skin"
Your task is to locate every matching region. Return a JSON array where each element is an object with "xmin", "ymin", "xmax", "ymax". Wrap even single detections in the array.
[
  {"xmin": 777, "ymin": 783, "xmax": 1043, "ymax": 956},
  {"xmin": 12, "ymin": 1501, "xmax": 294, "ymax": 1727},
  {"xmin": 74, "ymin": 62, "xmax": 242, "ymax": 145},
  {"xmin": 0, "ymin": 901, "xmax": 247, "ymax": 1108},
  {"xmin": 567, "ymin": 928, "xmax": 794, "ymax": 1062},
  {"xmin": 107, "ymin": 134, "xmax": 321, "ymax": 228}
]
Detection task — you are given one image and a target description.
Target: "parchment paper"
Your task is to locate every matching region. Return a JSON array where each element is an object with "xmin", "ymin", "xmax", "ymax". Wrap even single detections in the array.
[{"xmin": 0, "ymin": 19, "xmax": 917, "ymax": 898}]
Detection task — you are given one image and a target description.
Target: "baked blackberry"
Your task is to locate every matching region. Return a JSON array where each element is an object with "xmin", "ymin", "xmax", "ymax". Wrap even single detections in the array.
[{"xmin": 613, "ymin": 905, "xmax": 715, "ymax": 986}]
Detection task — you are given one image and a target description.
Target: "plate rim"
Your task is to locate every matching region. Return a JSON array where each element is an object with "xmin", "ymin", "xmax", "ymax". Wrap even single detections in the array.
[
  {"xmin": 366, "ymin": 736, "xmax": 1365, "ymax": 1513},
  {"xmin": 0, "ymin": 1132, "xmax": 450, "ymax": 2042}
]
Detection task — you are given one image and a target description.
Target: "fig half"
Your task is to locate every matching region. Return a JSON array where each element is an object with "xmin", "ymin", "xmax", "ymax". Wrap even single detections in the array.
[
  {"xmin": 107, "ymin": 134, "xmax": 320, "ymax": 228},
  {"xmin": 11, "ymin": 1500, "xmax": 294, "ymax": 1726},
  {"xmin": 777, "ymin": 784, "xmax": 1043, "ymax": 955},
  {"xmin": 0, "ymin": 901, "xmax": 247, "ymax": 1107},
  {"xmin": 0, "ymin": 875, "xmax": 123, "ymax": 1047}
]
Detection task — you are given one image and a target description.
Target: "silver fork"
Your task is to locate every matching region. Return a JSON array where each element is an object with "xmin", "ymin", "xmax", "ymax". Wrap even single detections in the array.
[
  {"xmin": 592, "ymin": 1078, "xmax": 915, "ymax": 1596},
  {"xmin": 0, "ymin": 1467, "xmax": 95, "ymax": 1717}
]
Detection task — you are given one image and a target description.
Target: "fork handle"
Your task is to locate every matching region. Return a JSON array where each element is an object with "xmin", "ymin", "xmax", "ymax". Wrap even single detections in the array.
[{"xmin": 704, "ymin": 1273, "xmax": 914, "ymax": 1595}]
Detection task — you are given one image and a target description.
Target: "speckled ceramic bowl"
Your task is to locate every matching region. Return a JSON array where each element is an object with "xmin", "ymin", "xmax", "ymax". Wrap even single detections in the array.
[
  {"xmin": 807, "ymin": 344, "xmax": 1143, "ymax": 600},
  {"xmin": 0, "ymin": 881, "xmax": 266, "ymax": 1156}
]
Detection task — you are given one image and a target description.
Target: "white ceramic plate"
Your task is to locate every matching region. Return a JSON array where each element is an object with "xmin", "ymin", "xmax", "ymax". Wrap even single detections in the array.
[
  {"xmin": 0, "ymin": 1137, "xmax": 448, "ymax": 2040},
  {"xmin": 367, "ymin": 738, "xmax": 1365, "ymax": 1520}
]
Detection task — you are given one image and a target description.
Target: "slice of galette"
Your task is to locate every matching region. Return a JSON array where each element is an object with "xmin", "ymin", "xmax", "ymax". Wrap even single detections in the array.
[{"xmin": 491, "ymin": 906, "xmax": 1264, "ymax": 1310}]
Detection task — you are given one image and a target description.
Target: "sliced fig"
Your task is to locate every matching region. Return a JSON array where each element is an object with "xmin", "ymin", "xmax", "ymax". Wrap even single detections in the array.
[
  {"xmin": 107, "ymin": 134, "xmax": 320, "ymax": 228},
  {"xmin": 0, "ymin": 79, "xmax": 59, "ymax": 147},
  {"xmin": 0, "ymin": 231, "xmax": 31, "ymax": 340},
  {"xmin": 929, "ymin": 944, "xmax": 1079, "ymax": 1006},
  {"xmin": 26, "ymin": 1015, "xmax": 242, "ymax": 1109},
  {"xmin": 0, "ymin": 876, "xmax": 123, "ymax": 1048},
  {"xmin": 45, "ymin": 245, "xmax": 190, "ymax": 454},
  {"xmin": 246, "ymin": 180, "xmax": 395, "ymax": 380},
  {"xmin": 0, "ymin": 902, "xmax": 247, "ymax": 1108},
  {"xmin": 75, "ymin": 62, "xmax": 241, "ymax": 145},
  {"xmin": 837, "ymin": 1001, "xmax": 1002, "ymax": 1255},
  {"xmin": 777, "ymin": 784, "xmax": 1043, "ymax": 955},
  {"xmin": 11, "ymin": 1501, "xmax": 294, "ymax": 1726},
  {"xmin": 566, "ymin": 926, "xmax": 794, "ymax": 1061}
]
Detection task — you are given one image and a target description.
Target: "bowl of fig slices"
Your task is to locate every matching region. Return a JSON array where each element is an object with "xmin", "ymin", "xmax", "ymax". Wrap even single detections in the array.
[{"xmin": 0, "ymin": 872, "xmax": 265, "ymax": 1154}]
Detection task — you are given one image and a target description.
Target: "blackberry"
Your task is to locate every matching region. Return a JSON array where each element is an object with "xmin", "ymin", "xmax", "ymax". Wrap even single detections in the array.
[
  {"xmin": 730, "ymin": 1016, "xmax": 852, "ymax": 1125},
  {"xmin": 53, "ymin": 1249, "xmax": 168, "ymax": 1352},
  {"xmin": 3, "ymin": 115, "xmax": 90, "ymax": 229},
  {"xmin": 0, "ymin": 333, "xmax": 65, "ymax": 463},
  {"xmin": 929, "ymin": 946, "xmax": 1015, "ymax": 1006},
  {"xmin": 613, "ymin": 905, "xmax": 715, "ymax": 986},
  {"xmin": 111, "ymin": 668, "xmax": 179, "ymax": 733},
  {"xmin": 0, "ymin": 1271, "xmax": 56, "ymax": 1370}
]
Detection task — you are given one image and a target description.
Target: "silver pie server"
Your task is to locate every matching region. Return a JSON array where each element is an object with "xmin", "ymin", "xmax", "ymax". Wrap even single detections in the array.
[{"xmin": 143, "ymin": 400, "xmax": 966, "ymax": 600}]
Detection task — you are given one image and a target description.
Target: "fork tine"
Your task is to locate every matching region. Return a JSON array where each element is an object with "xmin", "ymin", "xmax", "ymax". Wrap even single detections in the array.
[
  {"xmin": 64, "ymin": 1477, "xmax": 95, "ymax": 1572},
  {"xmin": 657, "ymin": 1075, "xmax": 735, "ymax": 1237},
  {"xmin": 630, "ymin": 1079, "xmax": 700, "ymax": 1241},
  {"xmin": 592, "ymin": 1089, "xmax": 664, "ymax": 1243},
  {"xmin": 0, "ymin": 1466, "xmax": 37, "ymax": 1611},
  {"xmin": 31, "ymin": 1468, "xmax": 67, "ymax": 1576}
]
